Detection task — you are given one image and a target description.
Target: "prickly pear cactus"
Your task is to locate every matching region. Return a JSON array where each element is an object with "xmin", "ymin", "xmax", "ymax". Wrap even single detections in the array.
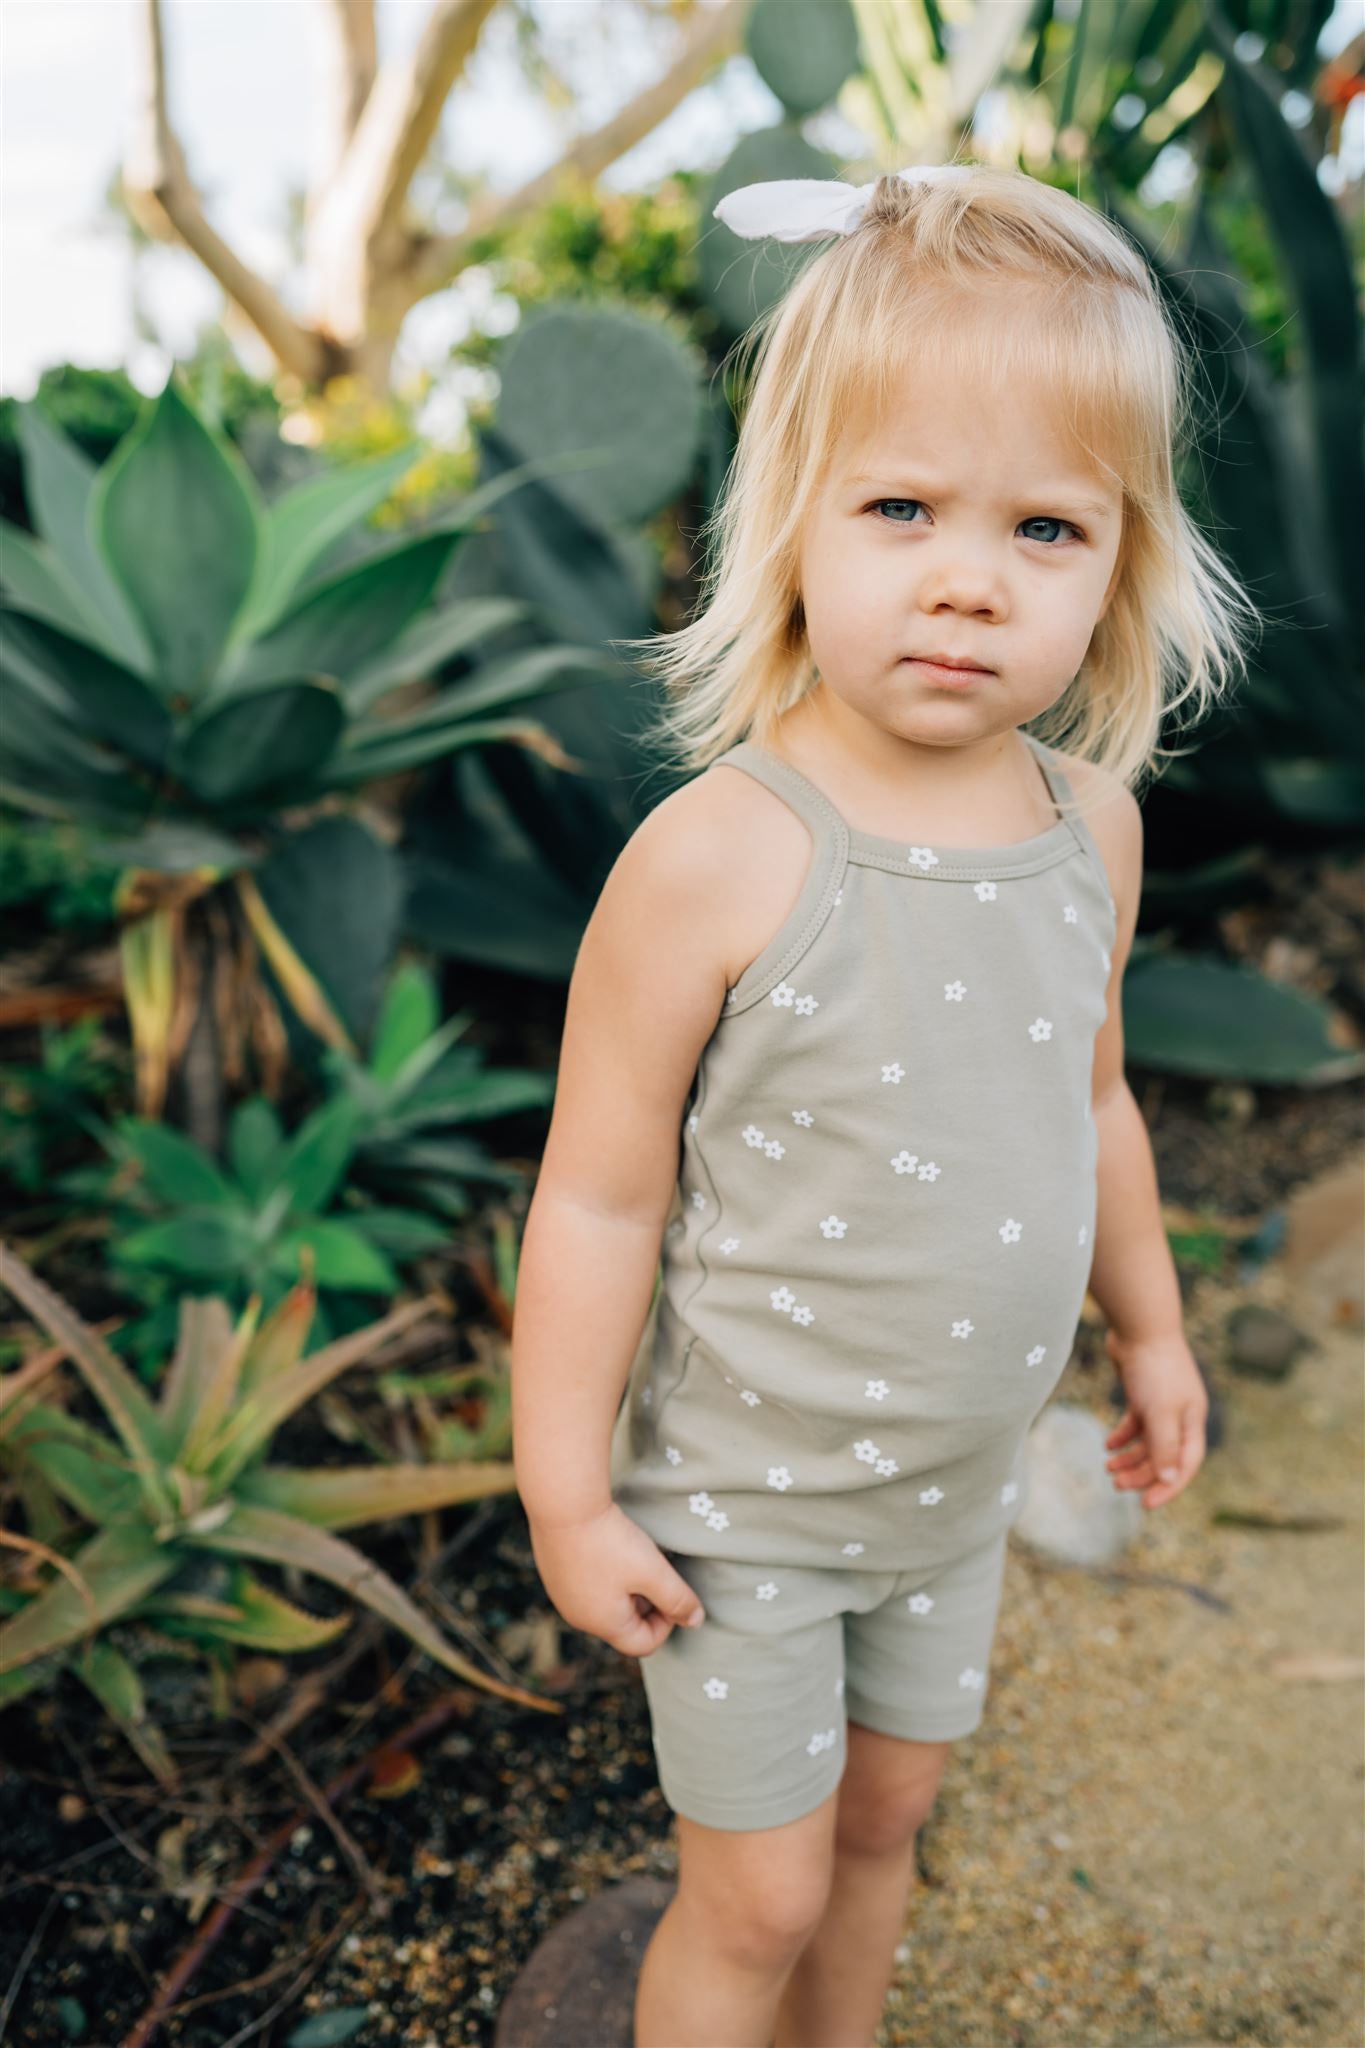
[
  {"xmin": 494, "ymin": 301, "xmax": 704, "ymax": 530},
  {"xmin": 699, "ymin": 126, "xmax": 842, "ymax": 334},
  {"xmin": 746, "ymin": 0, "xmax": 860, "ymax": 117}
]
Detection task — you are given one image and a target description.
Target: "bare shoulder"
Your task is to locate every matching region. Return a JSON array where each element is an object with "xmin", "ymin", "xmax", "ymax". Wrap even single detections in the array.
[
  {"xmin": 1053, "ymin": 746, "xmax": 1143, "ymax": 935},
  {"xmin": 538, "ymin": 760, "xmax": 810, "ymax": 1223},
  {"xmin": 616, "ymin": 756, "xmax": 815, "ymax": 988}
]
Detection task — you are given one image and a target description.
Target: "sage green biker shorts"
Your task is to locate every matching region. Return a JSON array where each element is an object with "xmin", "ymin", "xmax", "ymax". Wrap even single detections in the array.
[{"xmin": 636, "ymin": 1530, "xmax": 1010, "ymax": 1832}]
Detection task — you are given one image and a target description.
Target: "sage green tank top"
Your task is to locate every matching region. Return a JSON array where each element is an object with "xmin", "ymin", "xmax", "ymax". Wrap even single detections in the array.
[{"xmin": 608, "ymin": 729, "xmax": 1118, "ymax": 1574}]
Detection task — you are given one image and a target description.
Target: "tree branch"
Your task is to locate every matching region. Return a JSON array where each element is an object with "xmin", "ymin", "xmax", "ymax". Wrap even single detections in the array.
[
  {"xmin": 308, "ymin": 0, "xmax": 502, "ymax": 338},
  {"xmin": 405, "ymin": 0, "xmax": 750, "ymax": 301},
  {"xmin": 122, "ymin": 0, "xmax": 332, "ymax": 384}
]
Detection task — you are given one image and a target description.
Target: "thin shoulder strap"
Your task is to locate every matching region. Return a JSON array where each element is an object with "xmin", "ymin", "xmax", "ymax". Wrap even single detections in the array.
[
  {"xmin": 1021, "ymin": 731, "xmax": 1117, "ymax": 916},
  {"xmin": 711, "ymin": 741, "xmax": 850, "ymax": 860}
]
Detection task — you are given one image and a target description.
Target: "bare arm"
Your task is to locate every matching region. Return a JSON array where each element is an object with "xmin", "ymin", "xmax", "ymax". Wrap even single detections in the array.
[{"xmin": 511, "ymin": 777, "xmax": 735, "ymax": 1531}]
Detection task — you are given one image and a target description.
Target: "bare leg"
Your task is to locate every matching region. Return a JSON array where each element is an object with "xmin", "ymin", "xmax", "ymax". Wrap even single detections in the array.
[
  {"xmin": 772, "ymin": 1724, "xmax": 952, "ymax": 2048},
  {"xmin": 634, "ymin": 1795, "xmax": 838, "ymax": 2048}
]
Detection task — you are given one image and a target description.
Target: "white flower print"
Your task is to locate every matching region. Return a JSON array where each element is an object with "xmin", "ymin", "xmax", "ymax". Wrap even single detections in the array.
[
  {"xmin": 688, "ymin": 1491, "xmax": 714, "ymax": 1516},
  {"xmin": 1078, "ymin": 1224, "xmax": 1088, "ymax": 1246},
  {"xmin": 864, "ymin": 1378, "xmax": 889, "ymax": 1402},
  {"xmin": 762, "ymin": 1138, "xmax": 786, "ymax": 1160},
  {"xmin": 890, "ymin": 1150, "xmax": 920, "ymax": 1175},
  {"xmin": 973, "ymin": 879, "xmax": 998, "ymax": 902},
  {"xmin": 739, "ymin": 1389, "xmax": 762, "ymax": 1406},
  {"xmin": 944, "ymin": 979, "xmax": 967, "ymax": 1001},
  {"xmin": 725, "ymin": 988, "xmax": 738, "ymax": 1003},
  {"xmin": 664, "ymin": 1445, "xmax": 683, "ymax": 1465},
  {"xmin": 853, "ymin": 1439, "xmax": 880, "ymax": 1465},
  {"xmin": 916, "ymin": 1159, "xmax": 941, "ymax": 1182},
  {"xmin": 807, "ymin": 1727, "xmax": 839, "ymax": 1755},
  {"xmin": 919, "ymin": 1485, "xmax": 945, "ymax": 1506},
  {"xmin": 791, "ymin": 1303, "xmax": 815, "ymax": 1326},
  {"xmin": 771, "ymin": 982, "xmax": 797, "ymax": 1008},
  {"xmin": 874, "ymin": 1455, "xmax": 899, "ymax": 1477},
  {"xmin": 691, "ymin": 1190, "xmax": 706, "ymax": 1209},
  {"xmin": 770, "ymin": 1285, "xmax": 796, "ymax": 1313},
  {"xmin": 687, "ymin": 1112, "xmax": 699, "ymax": 1132},
  {"xmin": 719, "ymin": 1237, "xmax": 741, "ymax": 1255},
  {"xmin": 951, "ymin": 1318, "xmax": 974, "ymax": 1339},
  {"xmin": 906, "ymin": 1592, "xmax": 935, "ymax": 1615},
  {"xmin": 906, "ymin": 846, "xmax": 940, "ymax": 871},
  {"xmin": 819, "ymin": 1215, "xmax": 847, "ymax": 1239},
  {"xmin": 756, "ymin": 1581, "xmax": 780, "ymax": 1601},
  {"xmin": 706, "ymin": 1508, "xmax": 730, "ymax": 1531},
  {"xmin": 767, "ymin": 1465, "xmax": 794, "ymax": 1491},
  {"xmin": 881, "ymin": 1061, "xmax": 905, "ymax": 1084},
  {"xmin": 702, "ymin": 1676, "xmax": 729, "ymax": 1701},
  {"xmin": 958, "ymin": 1667, "xmax": 986, "ymax": 1693},
  {"xmin": 1001, "ymin": 1480, "xmax": 1019, "ymax": 1506},
  {"xmin": 842, "ymin": 1541, "xmax": 865, "ymax": 1556},
  {"xmin": 1101, "ymin": 948, "xmax": 1112, "ymax": 974},
  {"xmin": 794, "ymin": 993, "xmax": 819, "ymax": 1016},
  {"xmin": 998, "ymin": 1218, "xmax": 1023, "ymax": 1244},
  {"xmin": 1028, "ymin": 1016, "xmax": 1054, "ymax": 1043},
  {"xmin": 791, "ymin": 1109, "xmax": 814, "ymax": 1127},
  {"xmin": 642, "ymin": 1386, "xmax": 653, "ymax": 1406},
  {"xmin": 1063, "ymin": 902, "xmax": 1079, "ymax": 924},
  {"xmin": 833, "ymin": 887, "xmax": 844, "ymax": 905},
  {"xmin": 742, "ymin": 1124, "xmax": 765, "ymax": 1148},
  {"xmin": 835, "ymin": 1676, "xmax": 845, "ymax": 1697},
  {"xmin": 1025, "ymin": 1344, "xmax": 1047, "ymax": 1368}
]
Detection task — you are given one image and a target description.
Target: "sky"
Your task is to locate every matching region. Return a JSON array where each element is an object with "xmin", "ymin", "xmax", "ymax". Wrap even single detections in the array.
[{"xmin": 2, "ymin": 0, "xmax": 1361, "ymax": 427}]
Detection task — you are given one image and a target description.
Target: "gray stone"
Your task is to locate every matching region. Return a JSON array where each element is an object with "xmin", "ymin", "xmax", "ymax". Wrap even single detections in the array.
[
  {"xmin": 1012, "ymin": 1402, "xmax": 1143, "ymax": 1566},
  {"xmin": 493, "ymin": 1873, "xmax": 675, "ymax": 2047}
]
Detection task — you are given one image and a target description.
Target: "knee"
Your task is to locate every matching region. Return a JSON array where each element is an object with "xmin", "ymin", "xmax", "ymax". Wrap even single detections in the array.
[
  {"xmin": 679, "ymin": 1868, "xmax": 830, "ymax": 1972},
  {"xmin": 834, "ymin": 1785, "xmax": 939, "ymax": 1859}
]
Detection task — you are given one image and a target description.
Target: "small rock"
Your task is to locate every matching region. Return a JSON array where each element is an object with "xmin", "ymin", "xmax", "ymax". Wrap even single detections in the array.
[
  {"xmin": 1225, "ymin": 1302, "xmax": 1312, "ymax": 1381},
  {"xmin": 1013, "ymin": 1404, "xmax": 1143, "ymax": 1566}
]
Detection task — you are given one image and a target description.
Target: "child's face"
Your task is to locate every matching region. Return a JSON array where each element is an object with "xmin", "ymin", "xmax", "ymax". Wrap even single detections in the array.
[{"xmin": 796, "ymin": 361, "xmax": 1124, "ymax": 746}]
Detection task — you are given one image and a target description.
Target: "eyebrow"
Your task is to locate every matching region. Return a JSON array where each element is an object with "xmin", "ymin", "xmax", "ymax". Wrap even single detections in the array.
[{"xmin": 847, "ymin": 472, "xmax": 1116, "ymax": 519}]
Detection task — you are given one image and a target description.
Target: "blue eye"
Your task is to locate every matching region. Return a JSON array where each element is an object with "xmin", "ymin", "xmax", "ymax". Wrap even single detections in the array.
[{"xmin": 869, "ymin": 500, "xmax": 1084, "ymax": 545}]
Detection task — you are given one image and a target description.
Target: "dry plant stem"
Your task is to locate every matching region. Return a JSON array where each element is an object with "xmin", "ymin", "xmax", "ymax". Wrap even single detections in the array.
[
  {"xmin": 0, "ymin": 1891, "xmax": 59, "ymax": 2038},
  {"xmin": 119, "ymin": 1689, "xmax": 471, "ymax": 2048}
]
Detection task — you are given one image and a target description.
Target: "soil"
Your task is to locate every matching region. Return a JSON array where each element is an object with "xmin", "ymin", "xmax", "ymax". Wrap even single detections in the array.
[{"xmin": 2, "ymin": 850, "xmax": 1363, "ymax": 2048}]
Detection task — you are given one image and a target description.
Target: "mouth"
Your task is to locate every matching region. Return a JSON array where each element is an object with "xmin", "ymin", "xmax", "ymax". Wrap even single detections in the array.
[{"xmin": 901, "ymin": 656, "xmax": 995, "ymax": 685}]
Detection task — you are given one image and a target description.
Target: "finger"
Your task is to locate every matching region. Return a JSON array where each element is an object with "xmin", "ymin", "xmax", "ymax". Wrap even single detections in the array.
[
  {"xmin": 1106, "ymin": 1441, "xmax": 1148, "ymax": 1469},
  {"xmin": 641, "ymin": 1564, "xmax": 706, "ymax": 1632},
  {"xmin": 1104, "ymin": 1412, "xmax": 1139, "ymax": 1448}
]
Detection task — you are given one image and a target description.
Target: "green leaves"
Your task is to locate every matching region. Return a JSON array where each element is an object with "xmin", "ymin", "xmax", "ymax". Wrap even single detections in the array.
[
  {"xmin": 1, "ymin": 376, "xmax": 601, "ymax": 879},
  {"xmin": 0, "ymin": 1253, "xmax": 530, "ymax": 1778},
  {"xmin": 88, "ymin": 377, "xmax": 260, "ymax": 702},
  {"xmin": 1122, "ymin": 955, "xmax": 1362, "ymax": 1085}
]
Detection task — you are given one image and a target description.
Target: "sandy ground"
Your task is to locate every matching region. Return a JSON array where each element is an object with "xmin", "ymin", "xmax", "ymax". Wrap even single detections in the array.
[{"xmin": 877, "ymin": 1190, "xmax": 1364, "ymax": 2046}]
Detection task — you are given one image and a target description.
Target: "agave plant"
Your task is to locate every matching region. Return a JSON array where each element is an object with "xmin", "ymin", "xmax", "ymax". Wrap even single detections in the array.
[
  {"xmin": 90, "ymin": 1092, "xmax": 453, "ymax": 1359},
  {"xmin": 0, "ymin": 374, "xmax": 610, "ymax": 1116},
  {"xmin": 326, "ymin": 960, "xmax": 556, "ymax": 1222},
  {"xmin": 0, "ymin": 1245, "xmax": 553, "ymax": 1779}
]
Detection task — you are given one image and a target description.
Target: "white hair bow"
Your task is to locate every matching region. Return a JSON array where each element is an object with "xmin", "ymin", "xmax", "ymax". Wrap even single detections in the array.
[{"xmin": 713, "ymin": 167, "xmax": 974, "ymax": 244}]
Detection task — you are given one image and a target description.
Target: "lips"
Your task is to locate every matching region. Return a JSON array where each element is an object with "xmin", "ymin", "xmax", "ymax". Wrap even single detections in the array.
[{"xmin": 906, "ymin": 654, "xmax": 992, "ymax": 672}]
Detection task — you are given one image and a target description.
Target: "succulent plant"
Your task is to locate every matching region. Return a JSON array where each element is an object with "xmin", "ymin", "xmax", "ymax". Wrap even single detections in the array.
[{"xmin": 0, "ymin": 1246, "xmax": 553, "ymax": 1778}]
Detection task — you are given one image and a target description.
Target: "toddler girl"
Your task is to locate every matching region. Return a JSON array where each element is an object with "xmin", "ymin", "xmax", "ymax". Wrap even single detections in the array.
[{"xmin": 511, "ymin": 160, "xmax": 1257, "ymax": 2048}]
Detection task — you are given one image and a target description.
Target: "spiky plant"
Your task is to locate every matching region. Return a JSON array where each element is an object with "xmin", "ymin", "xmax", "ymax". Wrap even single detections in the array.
[{"xmin": 0, "ymin": 1245, "xmax": 558, "ymax": 1778}]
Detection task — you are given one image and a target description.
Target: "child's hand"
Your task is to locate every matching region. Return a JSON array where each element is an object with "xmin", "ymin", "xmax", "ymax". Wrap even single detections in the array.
[
  {"xmin": 527, "ymin": 1501, "xmax": 707, "ymax": 1657},
  {"xmin": 1103, "ymin": 1327, "xmax": 1209, "ymax": 1508}
]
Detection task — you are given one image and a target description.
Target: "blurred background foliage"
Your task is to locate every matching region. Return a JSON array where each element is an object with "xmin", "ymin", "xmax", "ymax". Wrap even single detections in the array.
[{"xmin": 1, "ymin": 0, "xmax": 1362, "ymax": 1766}]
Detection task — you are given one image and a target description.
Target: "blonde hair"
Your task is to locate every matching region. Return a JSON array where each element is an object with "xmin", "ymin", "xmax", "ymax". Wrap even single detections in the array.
[{"xmin": 618, "ymin": 162, "xmax": 1263, "ymax": 811}]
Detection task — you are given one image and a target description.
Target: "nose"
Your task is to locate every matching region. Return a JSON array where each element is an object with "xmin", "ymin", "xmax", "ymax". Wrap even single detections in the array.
[{"xmin": 912, "ymin": 539, "xmax": 1007, "ymax": 618}]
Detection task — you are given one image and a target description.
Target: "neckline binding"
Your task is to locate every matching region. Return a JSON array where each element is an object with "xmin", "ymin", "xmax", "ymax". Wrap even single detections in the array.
[{"xmin": 733, "ymin": 730, "xmax": 1080, "ymax": 877}]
